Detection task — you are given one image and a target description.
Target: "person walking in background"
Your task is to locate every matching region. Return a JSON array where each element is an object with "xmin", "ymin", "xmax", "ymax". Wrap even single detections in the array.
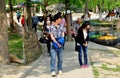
[
  {"xmin": 49, "ymin": 13, "xmax": 65, "ymax": 77},
  {"xmin": 21, "ymin": 15, "xmax": 25, "ymax": 27},
  {"xmin": 77, "ymin": 21, "xmax": 90, "ymax": 68},
  {"xmin": 43, "ymin": 16, "xmax": 52, "ymax": 56},
  {"xmin": 43, "ymin": 16, "xmax": 51, "ymax": 31},
  {"xmin": 59, "ymin": 12, "xmax": 67, "ymax": 27},
  {"xmin": 21, "ymin": 15, "xmax": 26, "ymax": 33},
  {"xmin": 57, "ymin": 12, "xmax": 66, "ymax": 49},
  {"xmin": 73, "ymin": 18, "xmax": 82, "ymax": 51},
  {"xmin": 32, "ymin": 13, "xmax": 38, "ymax": 32},
  {"xmin": 16, "ymin": 10, "xmax": 21, "ymax": 22}
]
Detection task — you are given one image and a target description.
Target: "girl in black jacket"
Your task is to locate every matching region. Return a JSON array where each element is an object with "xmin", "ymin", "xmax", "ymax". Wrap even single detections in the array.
[{"xmin": 77, "ymin": 21, "xmax": 90, "ymax": 68}]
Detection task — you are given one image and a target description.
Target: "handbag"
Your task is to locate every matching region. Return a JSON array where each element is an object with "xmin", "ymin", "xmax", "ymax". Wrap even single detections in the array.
[
  {"xmin": 75, "ymin": 43, "xmax": 80, "ymax": 52},
  {"xmin": 52, "ymin": 41, "xmax": 59, "ymax": 49},
  {"xmin": 39, "ymin": 33, "xmax": 47, "ymax": 43},
  {"xmin": 52, "ymin": 37, "xmax": 65, "ymax": 49}
]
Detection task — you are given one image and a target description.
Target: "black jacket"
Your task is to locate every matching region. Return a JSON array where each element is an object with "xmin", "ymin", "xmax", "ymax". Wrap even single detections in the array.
[{"xmin": 77, "ymin": 29, "xmax": 89, "ymax": 45}]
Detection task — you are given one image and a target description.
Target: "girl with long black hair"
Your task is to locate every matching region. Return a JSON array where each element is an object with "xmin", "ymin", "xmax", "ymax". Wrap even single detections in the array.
[{"xmin": 77, "ymin": 21, "xmax": 90, "ymax": 68}]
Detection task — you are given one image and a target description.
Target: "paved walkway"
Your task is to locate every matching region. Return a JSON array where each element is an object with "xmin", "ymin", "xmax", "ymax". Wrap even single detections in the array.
[
  {"xmin": 21, "ymin": 42, "xmax": 94, "ymax": 78},
  {"xmin": 88, "ymin": 42, "xmax": 120, "ymax": 51},
  {"xmin": 4, "ymin": 13, "xmax": 119, "ymax": 78}
]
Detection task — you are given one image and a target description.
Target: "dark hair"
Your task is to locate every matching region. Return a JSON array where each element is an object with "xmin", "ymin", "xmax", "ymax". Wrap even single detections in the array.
[
  {"xmin": 22, "ymin": 15, "xmax": 24, "ymax": 17},
  {"xmin": 80, "ymin": 21, "xmax": 90, "ymax": 29},
  {"xmin": 54, "ymin": 14, "xmax": 62, "ymax": 21},
  {"xmin": 57, "ymin": 12, "xmax": 62, "ymax": 16},
  {"xmin": 44, "ymin": 16, "xmax": 50, "ymax": 26},
  {"xmin": 33, "ymin": 13, "xmax": 35, "ymax": 16}
]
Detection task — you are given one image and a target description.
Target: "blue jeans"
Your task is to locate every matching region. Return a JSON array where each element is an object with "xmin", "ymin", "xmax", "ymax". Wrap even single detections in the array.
[
  {"xmin": 50, "ymin": 47, "xmax": 63, "ymax": 72},
  {"xmin": 78, "ymin": 45, "xmax": 88, "ymax": 66}
]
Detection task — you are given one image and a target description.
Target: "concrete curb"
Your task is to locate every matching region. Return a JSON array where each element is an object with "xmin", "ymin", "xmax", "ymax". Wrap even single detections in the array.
[
  {"xmin": 20, "ymin": 43, "xmax": 46, "ymax": 78},
  {"xmin": 88, "ymin": 42, "xmax": 120, "ymax": 51}
]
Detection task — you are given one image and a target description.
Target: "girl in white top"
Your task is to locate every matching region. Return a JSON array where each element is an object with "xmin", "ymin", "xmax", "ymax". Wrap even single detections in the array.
[{"xmin": 77, "ymin": 21, "xmax": 90, "ymax": 68}]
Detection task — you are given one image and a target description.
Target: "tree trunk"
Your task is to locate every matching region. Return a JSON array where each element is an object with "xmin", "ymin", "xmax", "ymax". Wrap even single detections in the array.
[
  {"xmin": 44, "ymin": 0, "xmax": 48, "ymax": 15},
  {"xmin": 23, "ymin": 0, "xmax": 42, "ymax": 64},
  {"xmin": 9, "ymin": 0, "xmax": 15, "ymax": 32},
  {"xmin": 98, "ymin": 0, "xmax": 102, "ymax": 21},
  {"xmin": 0, "ymin": 0, "xmax": 10, "ymax": 64},
  {"xmin": 84, "ymin": 0, "xmax": 88, "ymax": 21},
  {"xmin": 116, "ymin": 20, "xmax": 120, "ymax": 30},
  {"xmin": 65, "ymin": 0, "xmax": 72, "ymax": 41}
]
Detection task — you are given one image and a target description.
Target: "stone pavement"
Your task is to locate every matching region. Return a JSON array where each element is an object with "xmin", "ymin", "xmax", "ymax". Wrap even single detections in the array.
[
  {"xmin": 88, "ymin": 42, "xmax": 120, "ymax": 51},
  {"xmin": 1, "ymin": 41, "xmax": 119, "ymax": 78},
  {"xmin": 21, "ymin": 42, "xmax": 94, "ymax": 78}
]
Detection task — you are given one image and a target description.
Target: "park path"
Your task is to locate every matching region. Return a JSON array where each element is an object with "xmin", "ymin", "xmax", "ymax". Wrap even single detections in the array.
[{"xmin": 21, "ymin": 42, "xmax": 94, "ymax": 78}]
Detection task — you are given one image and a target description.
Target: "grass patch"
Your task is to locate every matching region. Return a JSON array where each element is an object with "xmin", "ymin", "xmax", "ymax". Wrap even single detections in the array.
[
  {"xmin": 92, "ymin": 67, "xmax": 100, "ymax": 78},
  {"xmin": 101, "ymin": 64, "xmax": 120, "ymax": 72},
  {"xmin": 8, "ymin": 32, "xmax": 23, "ymax": 59}
]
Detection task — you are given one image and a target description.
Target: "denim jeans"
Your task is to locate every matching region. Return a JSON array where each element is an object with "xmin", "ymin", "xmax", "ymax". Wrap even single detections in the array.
[
  {"xmin": 78, "ymin": 45, "xmax": 88, "ymax": 66},
  {"xmin": 50, "ymin": 47, "xmax": 63, "ymax": 72}
]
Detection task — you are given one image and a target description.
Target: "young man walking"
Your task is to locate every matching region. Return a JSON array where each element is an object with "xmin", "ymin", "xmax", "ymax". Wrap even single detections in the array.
[{"xmin": 49, "ymin": 13, "xmax": 65, "ymax": 77}]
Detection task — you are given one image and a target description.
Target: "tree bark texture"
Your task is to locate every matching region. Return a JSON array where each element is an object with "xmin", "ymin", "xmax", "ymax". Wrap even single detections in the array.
[
  {"xmin": 65, "ymin": 0, "xmax": 72, "ymax": 41},
  {"xmin": 84, "ymin": 0, "xmax": 88, "ymax": 21},
  {"xmin": 23, "ymin": 0, "xmax": 42, "ymax": 64},
  {"xmin": 9, "ymin": 0, "xmax": 15, "ymax": 32},
  {"xmin": 0, "ymin": 0, "xmax": 10, "ymax": 64},
  {"xmin": 116, "ymin": 20, "xmax": 120, "ymax": 30}
]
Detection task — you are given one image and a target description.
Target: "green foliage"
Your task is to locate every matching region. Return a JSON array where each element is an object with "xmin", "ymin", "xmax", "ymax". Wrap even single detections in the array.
[
  {"xmin": 110, "ymin": 1, "xmax": 120, "ymax": 9},
  {"xmin": 89, "ymin": 0, "xmax": 98, "ymax": 9},
  {"xmin": 8, "ymin": 32, "xmax": 23, "ymax": 59},
  {"xmin": 6, "ymin": 0, "xmax": 24, "ymax": 5},
  {"xmin": 70, "ymin": 0, "xmax": 85, "ymax": 8},
  {"xmin": 5, "ymin": 0, "xmax": 120, "ymax": 11},
  {"xmin": 48, "ymin": 0, "xmax": 64, "ymax": 4}
]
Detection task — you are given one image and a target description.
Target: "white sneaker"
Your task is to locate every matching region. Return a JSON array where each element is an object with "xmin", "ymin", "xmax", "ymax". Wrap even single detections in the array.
[
  {"xmin": 58, "ymin": 70, "xmax": 63, "ymax": 75},
  {"xmin": 51, "ymin": 71, "xmax": 56, "ymax": 77}
]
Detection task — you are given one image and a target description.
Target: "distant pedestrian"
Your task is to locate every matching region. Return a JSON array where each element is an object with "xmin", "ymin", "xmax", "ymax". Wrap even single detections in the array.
[
  {"xmin": 57, "ymin": 12, "xmax": 67, "ymax": 49},
  {"xmin": 21, "ymin": 15, "xmax": 25, "ymax": 27},
  {"xmin": 77, "ymin": 21, "xmax": 90, "ymax": 68},
  {"xmin": 49, "ymin": 13, "xmax": 65, "ymax": 77},
  {"xmin": 43, "ymin": 16, "xmax": 52, "ymax": 56},
  {"xmin": 73, "ymin": 18, "xmax": 82, "ymax": 51},
  {"xmin": 21, "ymin": 15, "xmax": 26, "ymax": 33},
  {"xmin": 16, "ymin": 10, "xmax": 21, "ymax": 22},
  {"xmin": 32, "ymin": 13, "xmax": 38, "ymax": 32}
]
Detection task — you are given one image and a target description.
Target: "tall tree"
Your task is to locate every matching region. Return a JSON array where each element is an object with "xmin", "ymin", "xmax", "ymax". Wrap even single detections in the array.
[
  {"xmin": 116, "ymin": 20, "xmax": 120, "ymax": 30},
  {"xmin": 9, "ymin": 0, "xmax": 15, "ymax": 32},
  {"xmin": 43, "ymin": 0, "xmax": 48, "ymax": 14},
  {"xmin": 23, "ymin": 0, "xmax": 41, "ymax": 64},
  {"xmin": 84, "ymin": 0, "xmax": 89, "ymax": 21},
  {"xmin": 65, "ymin": 0, "xmax": 72, "ymax": 41},
  {"xmin": 0, "ymin": 0, "xmax": 10, "ymax": 64}
]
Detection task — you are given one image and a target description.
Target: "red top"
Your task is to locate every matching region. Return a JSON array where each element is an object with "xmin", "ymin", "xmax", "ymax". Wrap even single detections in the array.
[{"xmin": 21, "ymin": 17, "xmax": 25, "ymax": 27}]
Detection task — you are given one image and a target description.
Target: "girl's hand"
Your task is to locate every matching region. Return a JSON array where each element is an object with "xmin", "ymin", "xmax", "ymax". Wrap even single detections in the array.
[
  {"xmin": 83, "ymin": 42, "xmax": 87, "ymax": 46},
  {"xmin": 57, "ymin": 43, "xmax": 62, "ymax": 48}
]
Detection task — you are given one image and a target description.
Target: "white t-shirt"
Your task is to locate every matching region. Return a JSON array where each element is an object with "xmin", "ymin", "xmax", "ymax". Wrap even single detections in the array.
[{"xmin": 83, "ymin": 30, "xmax": 87, "ymax": 39}]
